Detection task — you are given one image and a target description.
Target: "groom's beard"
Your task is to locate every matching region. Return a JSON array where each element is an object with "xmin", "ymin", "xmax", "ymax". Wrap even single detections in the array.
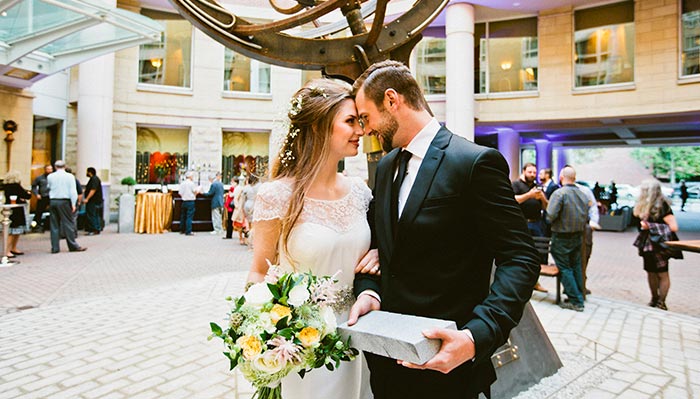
[{"xmin": 376, "ymin": 111, "xmax": 399, "ymax": 153}]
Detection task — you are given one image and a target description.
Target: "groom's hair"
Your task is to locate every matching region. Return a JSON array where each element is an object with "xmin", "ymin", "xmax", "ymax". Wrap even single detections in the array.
[{"xmin": 353, "ymin": 60, "xmax": 431, "ymax": 114}]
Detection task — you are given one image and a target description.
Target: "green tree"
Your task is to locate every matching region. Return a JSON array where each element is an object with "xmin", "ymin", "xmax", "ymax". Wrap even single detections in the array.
[{"xmin": 631, "ymin": 146, "xmax": 700, "ymax": 183}]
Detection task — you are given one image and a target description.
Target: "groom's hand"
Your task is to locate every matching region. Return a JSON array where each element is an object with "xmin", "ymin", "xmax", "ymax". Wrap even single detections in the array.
[
  {"xmin": 347, "ymin": 294, "xmax": 380, "ymax": 326},
  {"xmin": 398, "ymin": 328, "xmax": 475, "ymax": 374}
]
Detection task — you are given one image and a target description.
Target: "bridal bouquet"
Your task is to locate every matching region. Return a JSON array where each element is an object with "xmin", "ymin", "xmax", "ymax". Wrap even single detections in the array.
[{"xmin": 209, "ymin": 265, "xmax": 358, "ymax": 399}]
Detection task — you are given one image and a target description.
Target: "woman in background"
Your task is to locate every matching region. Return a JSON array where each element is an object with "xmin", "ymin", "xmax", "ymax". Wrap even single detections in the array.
[
  {"xmin": 240, "ymin": 174, "xmax": 260, "ymax": 246},
  {"xmin": 223, "ymin": 177, "xmax": 238, "ymax": 239},
  {"xmin": 633, "ymin": 179, "xmax": 680, "ymax": 311},
  {"xmin": 3, "ymin": 171, "xmax": 32, "ymax": 258}
]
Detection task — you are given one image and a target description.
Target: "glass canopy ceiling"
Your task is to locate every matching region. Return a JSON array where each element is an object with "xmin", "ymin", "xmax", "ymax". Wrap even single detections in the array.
[{"xmin": 0, "ymin": 0, "xmax": 162, "ymax": 88}]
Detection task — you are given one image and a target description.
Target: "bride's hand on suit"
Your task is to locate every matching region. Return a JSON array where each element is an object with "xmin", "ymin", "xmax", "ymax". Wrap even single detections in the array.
[
  {"xmin": 398, "ymin": 328, "xmax": 476, "ymax": 374},
  {"xmin": 354, "ymin": 249, "xmax": 380, "ymax": 275}
]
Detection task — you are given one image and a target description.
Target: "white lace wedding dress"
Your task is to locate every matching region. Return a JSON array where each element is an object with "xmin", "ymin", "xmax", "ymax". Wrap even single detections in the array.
[{"xmin": 254, "ymin": 176, "xmax": 373, "ymax": 399}]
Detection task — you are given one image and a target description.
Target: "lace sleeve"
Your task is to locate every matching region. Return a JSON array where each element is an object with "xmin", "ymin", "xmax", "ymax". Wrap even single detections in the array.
[
  {"xmin": 253, "ymin": 180, "xmax": 291, "ymax": 222},
  {"xmin": 351, "ymin": 177, "xmax": 373, "ymax": 213}
]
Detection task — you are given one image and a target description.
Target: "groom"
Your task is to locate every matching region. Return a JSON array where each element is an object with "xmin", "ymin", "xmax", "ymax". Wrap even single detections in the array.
[{"xmin": 349, "ymin": 60, "xmax": 540, "ymax": 398}]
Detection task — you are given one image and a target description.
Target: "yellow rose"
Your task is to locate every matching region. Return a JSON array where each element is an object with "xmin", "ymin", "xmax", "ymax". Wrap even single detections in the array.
[
  {"xmin": 269, "ymin": 304, "xmax": 292, "ymax": 325},
  {"xmin": 236, "ymin": 335, "xmax": 263, "ymax": 360},
  {"xmin": 297, "ymin": 327, "xmax": 321, "ymax": 348}
]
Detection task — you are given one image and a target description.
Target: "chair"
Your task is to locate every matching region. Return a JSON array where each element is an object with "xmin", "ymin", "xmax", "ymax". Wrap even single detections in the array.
[{"xmin": 533, "ymin": 236, "xmax": 562, "ymax": 304}]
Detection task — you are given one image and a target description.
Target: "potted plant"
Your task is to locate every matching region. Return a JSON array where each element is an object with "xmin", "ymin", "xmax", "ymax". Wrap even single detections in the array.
[
  {"xmin": 121, "ymin": 176, "xmax": 136, "ymax": 194},
  {"xmin": 118, "ymin": 176, "xmax": 137, "ymax": 233}
]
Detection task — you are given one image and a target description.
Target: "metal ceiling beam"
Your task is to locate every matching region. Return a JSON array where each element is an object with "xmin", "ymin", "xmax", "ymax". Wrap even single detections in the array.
[{"xmin": 1, "ymin": 16, "xmax": 100, "ymax": 65}]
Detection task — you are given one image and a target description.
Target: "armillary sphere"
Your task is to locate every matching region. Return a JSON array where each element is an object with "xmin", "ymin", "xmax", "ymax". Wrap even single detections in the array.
[{"xmin": 168, "ymin": 0, "xmax": 449, "ymax": 81}]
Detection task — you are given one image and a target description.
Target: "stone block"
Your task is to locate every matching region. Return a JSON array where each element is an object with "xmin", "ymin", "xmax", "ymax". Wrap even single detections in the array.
[
  {"xmin": 337, "ymin": 311, "xmax": 456, "ymax": 365},
  {"xmin": 118, "ymin": 194, "xmax": 135, "ymax": 233}
]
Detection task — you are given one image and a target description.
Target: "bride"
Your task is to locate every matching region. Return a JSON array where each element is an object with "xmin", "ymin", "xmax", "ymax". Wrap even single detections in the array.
[{"xmin": 247, "ymin": 79, "xmax": 378, "ymax": 399}]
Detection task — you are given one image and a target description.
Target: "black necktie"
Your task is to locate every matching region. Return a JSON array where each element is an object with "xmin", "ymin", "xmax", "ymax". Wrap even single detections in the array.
[{"xmin": 391, "ymin": 150, "xmax": 412, "ymax": 230}]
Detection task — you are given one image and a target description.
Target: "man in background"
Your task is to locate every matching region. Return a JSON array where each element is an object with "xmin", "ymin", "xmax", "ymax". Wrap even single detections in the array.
[
  {"xmin": 179, "ymin": 172, "xmax": 200, "ymax": 236},
  {"xmin": 513, "ymin": 163, "xmax": 549, "ymax": 293},
  {"xmin": 31, "ymin": 164, "xmax": 53, "ymax": 232},
  {"xmin": 546, "ymin": 166, "xmax": 590, "ymax": 311},
  {"xmin": 83, "ymin": 167, "xmax": 104, "ymax": 235},
  {"xmin": 576, "ymin": 179, "xmax": 600, "ymax": 297},
  {"xmin": 205, "ymin": 172, "xmax": 225, "ymax": 235},
  {"xmin": 539, "ymin": 168, "xmax": 558, "ymax": 199},
  {"xmin": 47, "ymin": 161, "xmax": 86, "ymax": 253}
]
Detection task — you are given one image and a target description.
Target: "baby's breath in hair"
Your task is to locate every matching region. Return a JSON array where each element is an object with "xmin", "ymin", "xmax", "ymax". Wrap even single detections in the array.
[
  {"xmin": 309, "ymin": 86, "xmax": 327, "ymax": 98},
  {"xmin": 279, "ymin": 126, "xmax": 300, "ymax": 167},
  {"xmin": 289, "ymin": 95, "xmax": 303, "ymax": 117}
]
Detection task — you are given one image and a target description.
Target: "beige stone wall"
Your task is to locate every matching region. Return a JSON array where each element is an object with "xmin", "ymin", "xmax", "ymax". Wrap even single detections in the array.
[
  {"xmin": 0, "ymin": 88, "xmax": 34, "ymax": 184},
  {"xmin": 110, "ymin": 28, "xmax": 301, "ymax": 205},
  {"xmin": 474, "ymin": 0, "xmax": 699, "ymax": 123},
  {"xmin": 65, "ymin": 103, "xmax": 78, "ymax": 170}
]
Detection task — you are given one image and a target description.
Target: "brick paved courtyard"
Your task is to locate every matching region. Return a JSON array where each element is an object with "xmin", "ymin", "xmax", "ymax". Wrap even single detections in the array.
[{"xmin": 0, "ymin": 209, "xmax": 699, "ymax": 398}]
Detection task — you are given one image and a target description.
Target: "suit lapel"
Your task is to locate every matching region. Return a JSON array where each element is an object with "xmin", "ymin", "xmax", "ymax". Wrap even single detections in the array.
[{"xmin": 398, "ymin": 127, "xmax": 451, "ymax": 228}]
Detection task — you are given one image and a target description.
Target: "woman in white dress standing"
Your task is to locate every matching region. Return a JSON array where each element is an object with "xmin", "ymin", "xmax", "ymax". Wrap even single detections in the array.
[{"xmin": 247, "ymin": 79, "xmax": 378, "ymax": 399}]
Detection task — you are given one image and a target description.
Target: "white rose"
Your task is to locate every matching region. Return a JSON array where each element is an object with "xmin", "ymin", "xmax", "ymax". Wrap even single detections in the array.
[
  {"xmin": 244, "ymin": 283, "xmax": 273, "ymax": 307},
  {"xmin": 259, "ymin": 312, "xmax": 277, "ymax": 334},
  {"xmin": 252, "ymin": 351, "xmax": 286, "ymax": 374},
  {"xmin": 287, "ymin": 284, "xmax": 311, "ymax": 307},
  {"xmin": 320, "ymin": 306, "xmax": 337, "ymax": 336}
]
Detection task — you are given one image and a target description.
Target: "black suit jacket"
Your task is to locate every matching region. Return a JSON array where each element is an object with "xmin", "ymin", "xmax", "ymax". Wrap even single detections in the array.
[{"xmin": 354, "ymin": 127, "xmax": 540, "ymax": 398}]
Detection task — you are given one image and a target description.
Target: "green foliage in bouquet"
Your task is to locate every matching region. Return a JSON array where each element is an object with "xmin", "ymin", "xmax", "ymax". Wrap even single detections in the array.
[{"xmin": 209, "ymin": 267, "xmax": 358, "ymax": 399}]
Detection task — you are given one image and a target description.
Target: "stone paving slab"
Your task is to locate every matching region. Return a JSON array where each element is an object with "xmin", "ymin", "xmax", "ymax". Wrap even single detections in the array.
[{"xmin": 1, "ymin": 221, "xmax": 699, "ymax": 398}]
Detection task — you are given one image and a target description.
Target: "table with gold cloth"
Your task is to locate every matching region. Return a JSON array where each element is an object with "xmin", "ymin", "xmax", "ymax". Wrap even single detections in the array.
[{"xmin": 134, "ymin": 192, "xmax": 173, "ymax": 234}]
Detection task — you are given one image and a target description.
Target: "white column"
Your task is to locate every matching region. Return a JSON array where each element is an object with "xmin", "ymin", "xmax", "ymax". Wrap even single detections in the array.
[
  {"xmin": 497, "ymin": 128, "xmax": 520, "ymax": 182},
  {"xmin": 77, "ymin": 53, "xmax": 114, "ymax": 183},
  {"xmin": 445, "ymin": 1, "xmax": 474, "ymax": 140}
]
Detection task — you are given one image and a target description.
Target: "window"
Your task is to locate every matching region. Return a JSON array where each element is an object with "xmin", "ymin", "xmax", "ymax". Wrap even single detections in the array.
[
  {"xmin": 574, "ymin": 2, "xmax": 634, "ymax": 88},
  {"xmin": 681, "ymin": 0, "xmax": 700, "ymax": 77},
  {"xmin": 136, "ymin": 126, "xmax": 189, "ymax": 184},
  {"xmin": 138, "ymin": 20, "xmax": 192, "ymax": 88},
  {"xmin": 415, "ymin": 37, "xmax": 446, "ymax": 94},
  {"xmin": 474, "ymin": 17, "xmax": 538, "ymax": 94},
  {"xmin": 222, "ymin": 131, "xmax": 270, "ymax": 183},
  {"xmin": 223, "ymin": 49, "xmax": 271, "ymax": 93}
]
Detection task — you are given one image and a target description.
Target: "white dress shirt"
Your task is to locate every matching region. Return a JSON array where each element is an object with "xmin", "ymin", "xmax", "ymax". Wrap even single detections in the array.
[
  {"xmin": 47, "ymin": 169, "xmax": 78, "ymax": 205},
  {"xmin": 396, "ymin": 118, "xmax": 441, "ymax": 217}
]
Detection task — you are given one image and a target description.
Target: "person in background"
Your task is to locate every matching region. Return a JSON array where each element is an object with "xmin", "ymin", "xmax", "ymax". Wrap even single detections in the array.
[
  {"xmin": 223, "ymin": 177, "xmax": 238, "ymax": 239},
  {"xmin": 3, "ymin": 171, "xmax": 32, "ymax": 258},
  {"xmin": 633, "ymin": 179, "xmax": 681, "ymax": 311},
  {"xmin": 513, "ymin": 163, "xmax": 549, "ymax": 293},
  {"xmin": 231, "ymin": 177, "xmax": 247, "ymax": 244},
  {"xmin": 83, "ymin": 167, "xmax": 103, "ymax": 235},
  {"xmin": 575, "ymin": 178, "xmax": 600, "ymax": 297},
  {"xmin": 179, "ymin": 172, "xmax": 200, "ymax": 236},
  {"xmin": 592, "ymin": 182, "xmax": 603, "ymax": 201},
  {"xmin": 240, "ymin": 174, "xmax": 260, "ymax": 246},
  {"xmin": 31, "ymin": 164, "xmax": 53, "ymax": 232},
  {"xmin": 546, "ymin": 166, "xmax": 590, "ymax": 312},
  {"xmin": 206, "ymin": 172, "xmax": 225, "ymax": 235},
  {"xmin": 47, "ymin": 160, "xmax": 86, "ymax": 253},
  {"xmin": 609, "ymin": 181, "xmax": 618, "ymax": 207},
  {"xmin": 539, "ymin": 168, "xmax": 558, "ymax": 199},
  {"xmin": 680, "ymin": 180, "xmax": 689, "ymax": 212},
  {"xmin": 65, "ymin": 167, "xmax": 83, "ymax": 230}
]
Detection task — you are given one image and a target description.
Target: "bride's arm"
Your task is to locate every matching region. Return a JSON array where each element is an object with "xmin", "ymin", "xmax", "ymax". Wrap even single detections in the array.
[{"xmin": 246, "ymin": 219, "xmax": 282, "ymax": 284}]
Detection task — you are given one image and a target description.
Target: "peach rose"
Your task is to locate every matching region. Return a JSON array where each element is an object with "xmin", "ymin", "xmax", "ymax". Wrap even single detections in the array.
[
  {"xmin": 269, "ymin": 304, "xmax": 292, "ymax": 325},
  {"xmin": 236, "ymin": 335, "xmax": 263, "ymax": 360},
  {"xmin": 297, "ymin": 327, "xmax": 321, "ymax": 348}
]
